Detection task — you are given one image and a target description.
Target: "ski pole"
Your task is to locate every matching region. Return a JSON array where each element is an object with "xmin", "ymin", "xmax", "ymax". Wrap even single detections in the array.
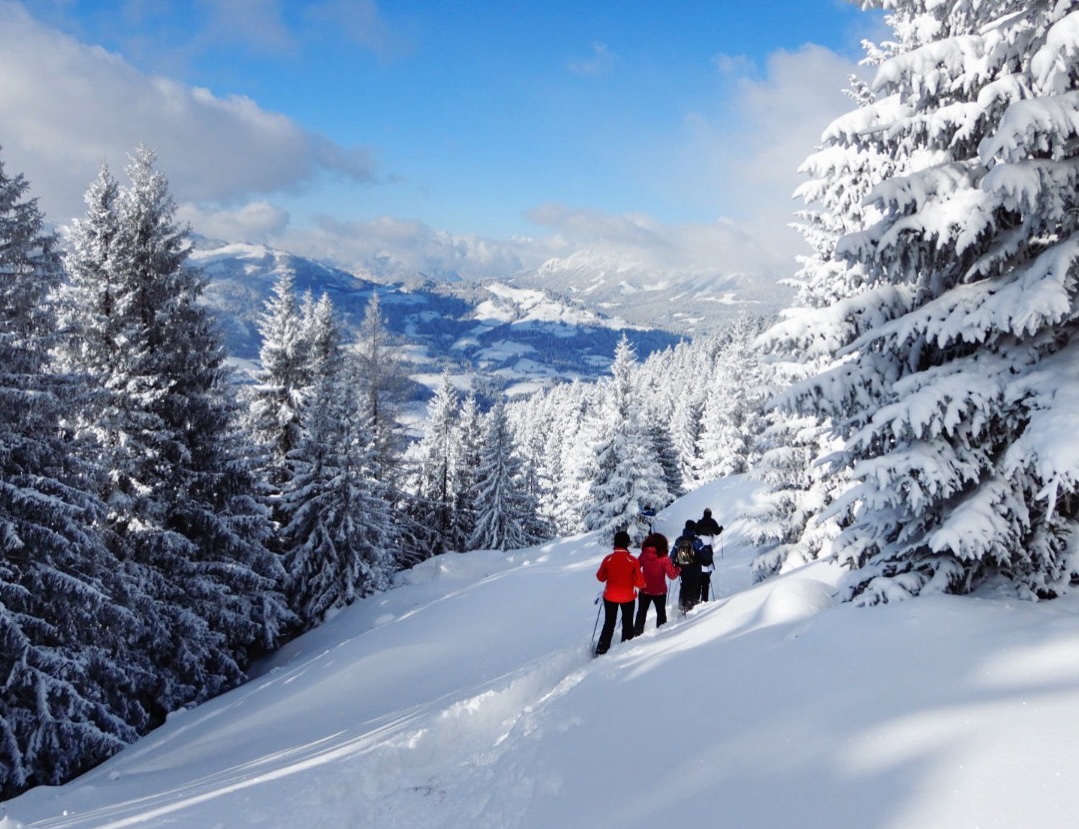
[{"xmin": 590, "ymin": 593, "xmax": 603, "ymax": 647}]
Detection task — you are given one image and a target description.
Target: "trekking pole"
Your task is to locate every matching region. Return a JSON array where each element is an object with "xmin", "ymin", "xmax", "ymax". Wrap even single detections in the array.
[{"xmin": 590, "ymin": 593, "xmax": 603, "ymax": 649}]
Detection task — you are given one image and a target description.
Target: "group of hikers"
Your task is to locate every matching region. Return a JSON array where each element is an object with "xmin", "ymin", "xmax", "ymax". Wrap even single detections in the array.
[{"xmin": 593, "ymin": 508, "xmax": 723, "ymax": 656}]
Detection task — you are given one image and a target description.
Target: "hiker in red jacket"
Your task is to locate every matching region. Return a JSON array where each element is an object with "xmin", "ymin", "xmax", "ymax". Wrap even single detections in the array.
[
  {"xmin": 594, "ymin": 530, "xmax": 646, "ymax": 655},
  {"xmin": 633, "ymin": 532, "xmax": 679, "ymax": 636}
]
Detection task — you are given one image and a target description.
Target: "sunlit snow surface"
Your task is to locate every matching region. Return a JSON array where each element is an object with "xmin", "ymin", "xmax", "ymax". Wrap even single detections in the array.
[{"xmin": 7, "ymin": 476, "xmax": 1079, "ymax": 828}]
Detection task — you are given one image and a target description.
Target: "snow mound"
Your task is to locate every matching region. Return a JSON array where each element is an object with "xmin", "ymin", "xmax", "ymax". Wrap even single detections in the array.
[{"xmin": 759, "ymin": 577, "xmax": 836, "ymax": 626}]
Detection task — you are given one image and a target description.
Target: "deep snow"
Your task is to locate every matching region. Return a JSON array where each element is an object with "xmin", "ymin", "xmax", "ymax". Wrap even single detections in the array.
[{"xmin": 6, "ymin": 475, "xmax": 1079, "ymax": 828}]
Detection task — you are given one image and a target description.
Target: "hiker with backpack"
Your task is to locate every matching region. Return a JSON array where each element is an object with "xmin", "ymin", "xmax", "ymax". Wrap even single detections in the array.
[
  {"xmin": 695, "ymin": 508, "xmax": 724, "ymax": 603},
  {"xmin": 638, "ymin": 503, "xmax": 656, "ymax": 535},
  {"xmin": 633, "ymin": 532, "xmax": 679, "ymax": 636},
  {"xmin": 672, "ymin": 520, "xmax": 704, "ymax": 614},
  {"xmin": 594, "ymin": 530, "xmax": 646, "ymax": 655}
]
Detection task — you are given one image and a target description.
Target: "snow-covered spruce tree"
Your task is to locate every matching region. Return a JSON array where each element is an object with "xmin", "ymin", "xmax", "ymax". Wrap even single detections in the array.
[
  {"xmin": 512, "ymin": 392, "xmax": 560, "ymax": 534},
  {"xmin": 506, "ymin": 382, "xmax": 591, "ymax": 536},
  {"xmin": 646, "ymin": 338, "xmax": 706, "ymax": 490},
  {"xmin": 62, "ymin": 147, "xmax": 289, "ymax": 714},
  {"xmin": 0, "ymin": 149, "xmax": 144, "ymax": 796},
  {"xmin": 453, "ymin": 392, "xmax": 483, "ymax": 550},
  {"xmin": 469, "ymin": 399, "xmax": 548, "ymax": 551},
  {"xmin": 697, "ymin": 317, "xmax": 773, "ymax": 483},
  {"xmin": 355, "ymin": 291, "xmax": 408, "ymax": 483},
  {"xmin": 646, "ymin": 419, "xmax": 685, "ymax": 501},
  {"xmin": 788, "ymin": 2, "xmax": 1079, "ymax": 602},
  {"xmin": 406, "ymin": 374, "xmax": 464, "ymax": 558},
  {"xmin": 583, "ymin": 335, "xmax": 671, "ymax": 540},
  {"xmin": 280, "ymin": 294, "xmax": 393, "ymax": 629},
  {"xmin": 246, "ymin": 270, "xmax": 311, "ymax": 491},
  {"xmin": 351, "ymin": 291, "xmax": 422, "ymax": 564}
]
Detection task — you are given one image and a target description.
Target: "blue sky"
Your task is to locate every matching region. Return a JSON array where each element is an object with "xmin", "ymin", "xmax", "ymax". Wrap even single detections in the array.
[{"xmin": 1, "ymin": 0, "xmax": 883, "ymax": 281}]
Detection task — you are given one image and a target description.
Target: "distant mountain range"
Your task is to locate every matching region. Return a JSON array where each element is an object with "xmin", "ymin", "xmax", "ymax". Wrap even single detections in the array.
[{"xmin": 193, "ymin": 238, "xmax": 792, "ymax": 400}]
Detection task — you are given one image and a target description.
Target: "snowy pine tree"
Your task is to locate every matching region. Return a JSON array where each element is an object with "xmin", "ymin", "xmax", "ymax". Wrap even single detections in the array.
[
  {"xmin": 0, "ymin": 149, "xmax": 140, "ymax": 796},
  {"xmin": 406, "ymin": 375, "xmax": 464, "ymax": 558},
  {"xmin": 583, "ymin": 336, "xmax": 670, "ymax": 540},
  {"xmin": 469, "ymin": 399, "xmax": 548, "ymax": 551},
  {"xmin": 246, "ymin": 270, "xmax": 311, "ymax": 491},
  {"xmin": 454, "ymin": 393, "xmax": 484, "ymax": 550},
  {"xmin": 697, "ymin": 318, "xmax": 772, "ymax": 483},
  {"xmin": 280, "ymin": 295, "xmax": 393, "ymax": 628},
  {"xmin": 786, "ymin": 2, "xmax": 1079, "ymax": 602},
  {"xmin": 61, "ymin": 147, "xmax": 289, "ymax": 716}
]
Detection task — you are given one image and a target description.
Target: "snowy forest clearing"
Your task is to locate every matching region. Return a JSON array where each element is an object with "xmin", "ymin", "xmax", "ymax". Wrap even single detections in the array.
[{"xmin": 7, "ymin": 475, "xmax": 1079, "ymax": 828}]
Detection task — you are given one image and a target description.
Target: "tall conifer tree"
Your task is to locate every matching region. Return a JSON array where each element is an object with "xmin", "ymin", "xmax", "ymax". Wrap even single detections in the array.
[
  {"xmin": 786, "ymin": 2, "xmax": 1079, "ymax": 602},
  {"xmin": 62, "ymin": 147, "xmax": 289, "ymax": 715},
  {"xmin": 0, "ymin": 149, "xmax": 140, "ymax": 796}
]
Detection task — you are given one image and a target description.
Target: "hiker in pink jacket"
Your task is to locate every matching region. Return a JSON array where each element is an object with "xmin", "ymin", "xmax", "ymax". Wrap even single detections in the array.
[{"xmin": 633, "ymin": 532, "xmax": 680, "ymax": 635}]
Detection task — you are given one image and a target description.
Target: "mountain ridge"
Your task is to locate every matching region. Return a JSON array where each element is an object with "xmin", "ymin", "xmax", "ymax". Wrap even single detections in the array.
[{"xmin": 193, "ymin": 238, "xmax": 791, "ymax": 397}]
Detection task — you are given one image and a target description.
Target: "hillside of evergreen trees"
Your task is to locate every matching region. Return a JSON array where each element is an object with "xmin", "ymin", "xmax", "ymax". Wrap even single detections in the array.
[{"xmin": 3, "ymin": 0, "xmax": 1079, "ymax": 800}]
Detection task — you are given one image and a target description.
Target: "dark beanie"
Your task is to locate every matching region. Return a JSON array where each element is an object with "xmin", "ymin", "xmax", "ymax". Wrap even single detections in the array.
[{"xmin": 614, "ymin": 530, "xmax": 631, "ymax": 548}]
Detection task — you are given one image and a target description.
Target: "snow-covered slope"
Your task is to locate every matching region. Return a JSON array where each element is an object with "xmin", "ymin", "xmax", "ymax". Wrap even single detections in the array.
[{"xmin": 9, "ymin": 476, "xmax": 1079, "ymax": 828}]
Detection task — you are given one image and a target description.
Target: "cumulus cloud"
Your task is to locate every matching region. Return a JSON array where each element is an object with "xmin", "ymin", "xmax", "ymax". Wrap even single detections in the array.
[
  {"xmin": 237, "ymin": 205, "xmax": 791, "ymax": 293},
  {"xmin": 0, "ymin": 1, "xmax": 376, "ymax": 226},
  {"xmin": 664, "ymin": 44, "xmax": 867, "ymax": 268},
  {"xmin": 524, "ymin": 205, "xmax": 791, "ymax": 278},
  {"xmin": 179, "ymin": 200, "xmax": 292, "ymax": 243},
  {"xmin": 271, "ymin": 216, "xmax": 532, "ymax": 282},
  {"xmin": 724, "ymin": 45, "xmax": 862, "ymax": 204},
  {"xmin": 2, "ymin": 0, "xmax": 869, "ymax": 295}
]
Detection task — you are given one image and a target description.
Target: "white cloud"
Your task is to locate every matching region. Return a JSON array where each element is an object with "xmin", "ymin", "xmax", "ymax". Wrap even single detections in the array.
[
  {"xmin": 726, "ymin": 45, "xmax": 863, "ymax": 203},
  {"xmin": 712, "ymin": 53, "xmax": 755, "ymax": 75},
  {"xmin": 273, "ymin": 215, "xmax": 532, "ymax": 281},
  {"xmin": 662, "ymin": 44, "xmax": 867, "ymax": 269},
  {"xmin": 179, "ymin": 200, "xmax": 291, "ymax": 242},
  {"xmin": 306, "ymin": 0, "xmax": 404, "ymax": 58},
  {"xmin": 227, "ymin": 204, "xmax": 790, "ymax": 292},
  {"xmin": 0, "ymin": 1, "xmax": 869, "ymax": 298},
  {"xmin": 524, "ymin": 204, "xmax": 791, "ymax": 277},
  {"xmin": 568, "ymin": 42, "xmax": 618, "ymax": 77},
  {"xmin": 0, "ymin": 1, "xmax": 376, "ymax": 227},
  {"xmin": 192, "ymin": 0, "xmax": 296, "ymax": 55}
]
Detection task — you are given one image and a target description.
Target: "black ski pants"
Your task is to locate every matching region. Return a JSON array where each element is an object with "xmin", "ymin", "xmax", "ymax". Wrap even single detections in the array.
[
  {"xmin": 679, "ymin": 573, "xmax": 700, "ymax": 613},
  {"xmin": 596, "ymin": 598, "xmax": 635, "ymax": 654},
  {"xmin": 698, "ymin": 572, "xmax": 712, "ymax": 603},
  {"xmin": 633, "ymin": 592, "xmax": 668, "ymax": 636}
]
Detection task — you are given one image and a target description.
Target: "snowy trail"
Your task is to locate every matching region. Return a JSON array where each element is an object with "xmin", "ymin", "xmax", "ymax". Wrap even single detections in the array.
[
  {"xmin": 7, "ymin": 525, "xmax": 638, "ymax": 827},
  {"xmin": 12, "ymin": 476, "xmax": 1079, "ymax": 829}
]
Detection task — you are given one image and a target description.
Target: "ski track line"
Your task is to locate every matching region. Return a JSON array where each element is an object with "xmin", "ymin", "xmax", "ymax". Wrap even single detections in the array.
[{"xmin": 23, "ymin": 648, "xmax": 590, "ymax": 829}]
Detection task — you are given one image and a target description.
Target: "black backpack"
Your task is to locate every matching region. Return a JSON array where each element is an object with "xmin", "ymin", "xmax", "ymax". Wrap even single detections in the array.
[{"xmin": 673, "ymin": 537, "xmax": 696, "ymax": 567}]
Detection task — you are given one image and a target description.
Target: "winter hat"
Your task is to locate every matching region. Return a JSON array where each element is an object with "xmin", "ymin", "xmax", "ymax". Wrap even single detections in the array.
[{"xmin": 614, "ymin": 530, "xmax": 631, "ymax": 549}]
